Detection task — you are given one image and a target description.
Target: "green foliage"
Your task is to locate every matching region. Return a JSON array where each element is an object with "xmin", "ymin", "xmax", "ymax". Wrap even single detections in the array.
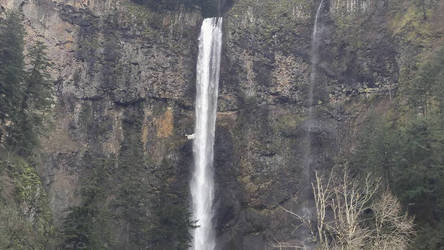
[
  {"xmin": 61, "ymin": 155, "xmax": 114, "ymax": 250},
  {"xmin": 7, "ymin": 41, "xmax": 54, "ymax": 155},
  {"xmin": 389, "ymin": 0, "xmax": 441, "ymax": 48},
  {"xmin": 62, "ymin": 206, "xmax": 108, "ymax": 250},
  {"xmin": 24, "ymin": 42, "xmax": 54, "ymax": 114},
  {"xmin": 115, "ymin": 125, "xmax": 152, "ymax": 248},
  {"xmin": 349, "ymin": 110, "xmax": 401, "ymax": 184},
  {"xmin": 0, "ymin": 11, "xmax": 54, "ymax": 156},
  {"xmin": 62, "ymin": 207, "xmax": 94, "ymax": 249},
  {"xmin": 0, "ymin": 203, "xmax": 42, "ymax": 250},
  {"xmin": 0, "ymin": 11, "xmax": 25, "ymax": 133},
  {"xmin": 352, "ymin": 115, "xmax": 444, "ymax": 249},
  {"xmin": 0, "ymin": 153, "xmax": 54, "ymax": 249},
  {"xmin": 350, "ymin": 1, "xmax": 444, "ymax": 245},
  {"xmin": 0, "ymin": 11, "xmax": 55, "ymax": 249},
  {"xmin": 60, "ymin": 106, "xmax": 193, "ymax": 249},
  {"xmin": 148, "ymin": 160, "xmax": 196, "ymax": 250},
  {"xmin": 351, "ymin": 46, "xmax": 444, "ymax": 249},
  {"xmin": 114, "ymin": 110, "xmax": 194, "ymax": 249},
  {"xmin": 403, "ymin": 47, "xmax": 444, "ymax": 119}
]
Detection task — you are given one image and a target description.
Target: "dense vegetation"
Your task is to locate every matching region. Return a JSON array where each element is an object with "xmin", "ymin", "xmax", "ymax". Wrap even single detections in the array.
[
  {"xmin": 61, "ymin": 104, "xmax": 194, "ymax": 249},
  {"xmin": 351, "ymin": 47, "xmax": 444, "ymax": 249},
  {"xmin": 348, "ymin": 1, "xmax": 444, "ymax": 248},
  {"xmin": 0, "ymin": 10, "xmax": 194, "ymax": 250},
  {"xmin": 0, "ymin": 11, "xmax": 54, "ymax": 249},
  {"xmin": 0, "ymin": 12, "xmax": 53, "ymax": 155}
]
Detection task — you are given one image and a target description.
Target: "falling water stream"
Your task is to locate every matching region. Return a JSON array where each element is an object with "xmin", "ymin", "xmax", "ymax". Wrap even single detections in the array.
[
  {"xmin": 190, "ymin": 17, "xmax": 223, "ymax": 250},
  {"xmin": 304, "ymin": 0, "xmax": 324, "ymax": 188},
  {"xmin": 309, "ymin": 0, "xmax": 324, "ymax": 122},
  {"xmin": 190, "ymin": 2, "xmax": 322, "ymax": 248},
  {"xmin": 299, "ymin": 1, "xmax": 325, "ymax": 248}
]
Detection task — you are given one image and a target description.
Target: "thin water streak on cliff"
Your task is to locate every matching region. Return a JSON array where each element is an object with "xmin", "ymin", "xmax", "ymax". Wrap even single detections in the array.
[
  {"xmin": 304, "ymin": 0, "xmax": 324, "ymax": 181},
  {"xmin": 190, "ymin": 17, "xmax": 223, "ymax": 250},
  {"xmin": 300, "ymin": 0, "xmax": 324, "ymax": 247},
  {"xmin": 310, "ymin": 0, "xmax": 324, "ymax": 112},
  {"xmin": 301, "ymin": 0, "xmax": 324, "ymax": 196}
]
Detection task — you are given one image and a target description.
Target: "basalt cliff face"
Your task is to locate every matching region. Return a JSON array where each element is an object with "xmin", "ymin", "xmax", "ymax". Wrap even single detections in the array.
[{"xmin": 0, "ymin": 0, "xmax": 439, "ymax": 249}]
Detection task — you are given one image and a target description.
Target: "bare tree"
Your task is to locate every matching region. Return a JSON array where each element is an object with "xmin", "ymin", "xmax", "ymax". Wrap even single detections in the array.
[
  {"xmin": 328, "ymin": 169, "xmax": 380, "ymax": 249},
  {"xmin": 278, "ymin": 167, "xmax": 414, "ymax": 250},
  {"xmin": 371, "ymin": 192, "xmax": 415, "ymax": 250}
]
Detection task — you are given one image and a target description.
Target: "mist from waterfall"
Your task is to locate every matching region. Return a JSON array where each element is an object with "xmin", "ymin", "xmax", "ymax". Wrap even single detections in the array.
[{"xmin": 190, "ymin": 17, "xmax": 223, "ymax": 250}]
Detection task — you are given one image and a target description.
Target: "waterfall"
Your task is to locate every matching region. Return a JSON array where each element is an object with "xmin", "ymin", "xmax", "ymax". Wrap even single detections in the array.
[
  {"xmin": 299, "ymin": 1, "xmax": 325, "ymax": 247},
  {"xmin": 305, "ymin": 0, "xmax": 324, "ymax": 167},
  {"xmin": 190, "ymin": 17, "xmax": 223, "ymax": 250},
  {"xmin": 310, "ymin": 0, "xmax": 324, "ymax": 110}
]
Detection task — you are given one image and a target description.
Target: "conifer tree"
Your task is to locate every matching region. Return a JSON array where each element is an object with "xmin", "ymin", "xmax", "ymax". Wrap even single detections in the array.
[
  {"xmin": 0, "ymin": 11, "xmax": 53, "ymax": 155},
  {"xmin": 0, "ymin": 11, "xmax": 25, "ymax": 143},
  {"xmin": 10, "ymin": 41, "xmax": 54, "ymax": 155}
]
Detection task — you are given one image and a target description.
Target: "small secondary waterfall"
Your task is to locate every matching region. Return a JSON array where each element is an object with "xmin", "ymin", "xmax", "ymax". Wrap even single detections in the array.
[
  {"xmin": 304, "ymin": 0, "xmax": 324, "ymax": 176},
  {"xmin": 309, "ymin": 0, "xmax": 324, "ymax": 114},
  {"xmin": 190, "ymin": 17, "xmax": 223, "ymax": 250},
  {"xmin": 299, "ymin": 0, "xmax": 324, "ymax": 247}
]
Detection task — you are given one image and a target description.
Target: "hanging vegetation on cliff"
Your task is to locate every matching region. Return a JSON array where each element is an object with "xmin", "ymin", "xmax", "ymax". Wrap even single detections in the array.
[{"xmin": 0, "ymin": 11, "xmax": 55, "ymax": 250}]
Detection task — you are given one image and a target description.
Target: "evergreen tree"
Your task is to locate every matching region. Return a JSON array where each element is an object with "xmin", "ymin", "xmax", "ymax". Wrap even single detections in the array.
[
  {"xmin": 23, "ymin": 41, "xmax": 53, "ymax": 115},
  {"xmin": 0, "ymin": 12, "xmax": 53, "ymax": 155},
  {"xmin": 351, "ymin": 46, "xmax": 444, "ymax": 249},
  {"xmin": 0, "ymin": 11, "xmax": 25, "ymax": 143},
  {"xmin": 7, "ymin": 41, "xmax": 54, "ymax": 155}
]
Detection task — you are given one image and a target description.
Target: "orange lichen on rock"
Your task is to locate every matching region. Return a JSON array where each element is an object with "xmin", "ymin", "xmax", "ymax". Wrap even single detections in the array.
[{"xmin": 156, "ymin": 108, "xmax": 174, "ymax": 138}]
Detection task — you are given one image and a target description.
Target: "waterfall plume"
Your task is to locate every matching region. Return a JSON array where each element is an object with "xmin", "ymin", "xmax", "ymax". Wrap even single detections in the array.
[{"xmin": 190, "ymin": 17, "xmax": 223, "ymax": 250}]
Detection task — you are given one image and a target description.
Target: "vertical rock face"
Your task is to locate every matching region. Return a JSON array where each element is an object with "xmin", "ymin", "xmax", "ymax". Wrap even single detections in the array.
[
  {"xmin": 1, "ymin": 0, "xmax": 402, "ymax": 249},
  {"xmin": 2, "ymin": 0, "xmax": 202, "ymax": 248},
  {"xmin": 217, "ymin": 0, "xmax": 397, "ymax": 248}
]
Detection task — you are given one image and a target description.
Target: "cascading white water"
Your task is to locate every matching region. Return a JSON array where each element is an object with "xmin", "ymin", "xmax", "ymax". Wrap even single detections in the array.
[{"xmin": 190, "ymin": 17, "xmax": 223, "ymax": 250}]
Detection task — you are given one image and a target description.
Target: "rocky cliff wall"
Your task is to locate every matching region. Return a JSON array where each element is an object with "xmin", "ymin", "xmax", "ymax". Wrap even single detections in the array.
[{"xmin": 216, "ymin": 0, "xmax": 398, "ymax": 248}]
